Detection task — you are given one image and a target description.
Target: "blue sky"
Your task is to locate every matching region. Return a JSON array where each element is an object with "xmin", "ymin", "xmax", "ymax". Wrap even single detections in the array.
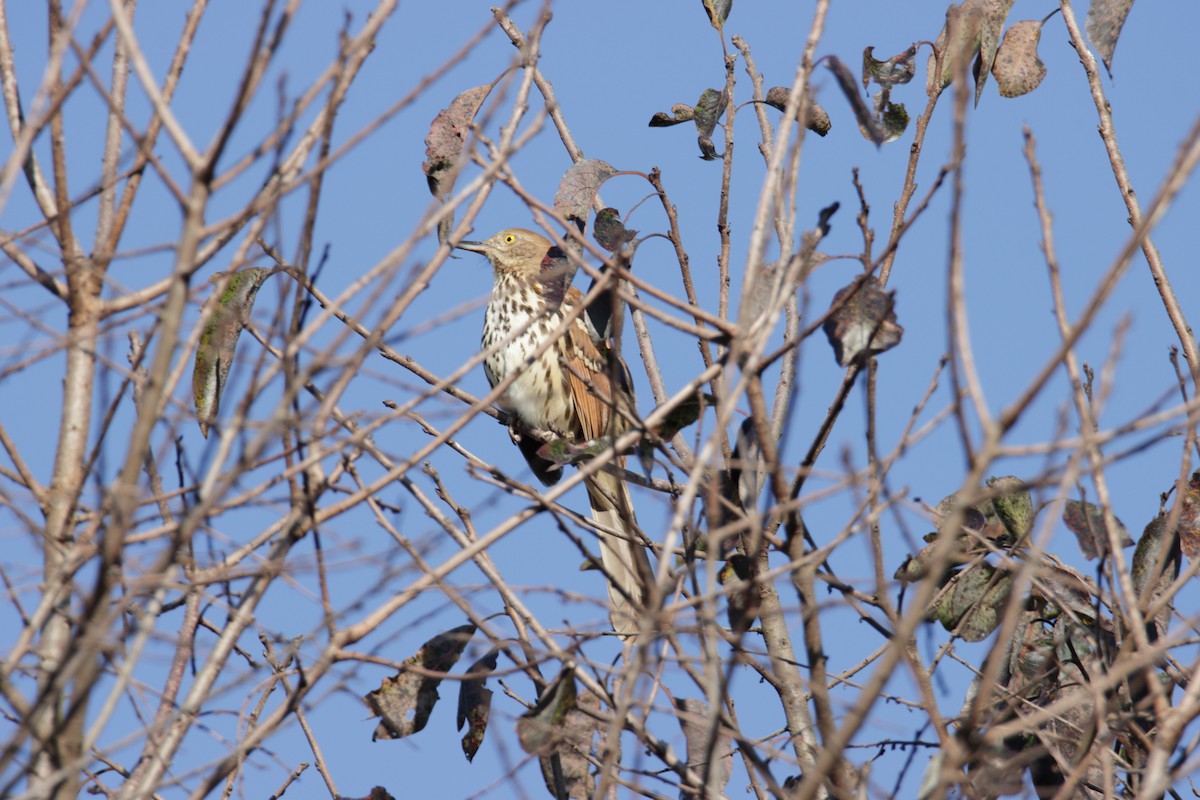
[{"xmin": 1, "ymin": 1, "xmax": 1199, "ymax": 798}]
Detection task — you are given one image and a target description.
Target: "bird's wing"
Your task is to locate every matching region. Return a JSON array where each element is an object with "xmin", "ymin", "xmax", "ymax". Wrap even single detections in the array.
[{"xmin": 563, "ymin": 319, "xmax": 614, "ymax": 442}]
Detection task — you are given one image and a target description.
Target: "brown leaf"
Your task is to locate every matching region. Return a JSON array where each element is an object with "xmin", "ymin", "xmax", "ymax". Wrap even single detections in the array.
[
  {"xmin": 763, "ymin": 87, "xmax": 831, "ymax": 136},
  {"xmin": 1023, "ymin": 620, "xmax": 1110, "ymax": 794},
  {"xmin": 893, "ymin": 541, "xmax": 940, "ymax": 583},
  {"xmin": 1028, "ymin": 561, "xmax": 1098, "ymax": 620},
  {"xmin": 364, "ymin": 624, "xmax": 475, "ymax": 741},
  {"xmin": 335, "ymin": 787, "xmax": 397, "ymax": 800},
  {"xmin": 1131, "ymin": 514, "xmax": 1181, "ymax": 640},
  {"xmin": 193, "ymin": 267, "xmax": 275, "ymax": 438},
  {"xmin": 805, "ymin": 101, "xmax": 832, "ymax": 136},
  {"xmin": 925, "ymin": 0, "xmax": 1016, "ymax": 104},
  {"xmin": 517, "ymin": 667, "xmax": 577, "ymax": 755},
  {"xmin": 553, "ymin": 159, "xmax": 617, "ymax": 226},
  {"xmin": 927, "ymin": 562, "xmax": 1014, "ymax": 641},
  {"xmin": 933, "ymin": 491, "xmax": 992, "ymax": 535},
  {"xmin": 593, "ymin": 208, "xmax": 637, "ymax": 252},
  {"xmin": 1062, "ymin": 500, "xmax": 1132, "ymax": 560},
  {"xmin": 972, "ymin": 0, "xmax": 1016, "ymax": 105},
  {"xmin": 927, "ymin": 2, "xmax": 985, "ymax": 95},
  {"xmin": 693, "ymin": 88, "xmax": 728, "ymax": 160},
  {"xmin": 822, "ymin": 277, "xmax": 903, "ymax": 366},
  {"xmin": 870, "ymin": 96, "xmax": 909, "ymax": 144},
  {"xmin": 701, "ymin": 0, "xmax": 732, "ymax": 33},
  {"xmin": 457, "ymin": 648, "xmax": 499, "ymax": 762},
  {"xmin": 762, "ymin": 86, "xmax": 790, "ymax": 111},
  {"xmin": 1085, "ymin": 0, "xmax": 1135, "ymax": 76},
  {"xmin": 862, "ymin": 45, "xmax": 918, "ymax": 91},
  {"xmin": 958, "ymin": 567, "xmax": 1015, "ymax": 642},
  {"xmin": 652, "ymin": 89, "xmax": 728, "ymax": 158},
  {"xmin": 422, "ymin": 83, "xmax": 494, "ymax": 199},
  {"xmin": 826, "ymin": 57, "xmax": 890, "ymax": 146},
  {"xmin": 648, "ymin": 104, "xmax": 696, "ymax": 127},
  {"xmin": 1004, "ymin": 604, "xmax": 1057, "ymax": 693},
  {"xmin": 650, "ymin": 392, "xmax": 716, "ymax": 442},
  {"xmin": 987, "ymin": 475, "xmax": 1034, "ymax": 544},
  {"xmin": 535, "ymin": 435, "xmax": 617, "ymax": 467},
  {"xmin": 966, "ymin": 738, "xmax": 1041, "ymax": 798},
  {"xmin": 991, "ymin": 16, "xmax": 1052, "ymax": 98},
  {"xmin": 537, "ymin": 689, "xmax": 600, "ymax": 800},
  {"xmin": 854, "ymin": 53, "xmax": 914, "ymax": 144}
]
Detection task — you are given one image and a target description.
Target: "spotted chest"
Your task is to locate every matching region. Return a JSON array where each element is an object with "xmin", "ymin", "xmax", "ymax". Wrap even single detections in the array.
[{"xmin": 480, "ymin": 278, "xmax": 578, "ymax": 435}]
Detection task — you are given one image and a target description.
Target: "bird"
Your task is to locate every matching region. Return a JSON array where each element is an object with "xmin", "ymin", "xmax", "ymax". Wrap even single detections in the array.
[{"xmin": 457, "ymin": 227, "xmax": 652, "ymax": 635}]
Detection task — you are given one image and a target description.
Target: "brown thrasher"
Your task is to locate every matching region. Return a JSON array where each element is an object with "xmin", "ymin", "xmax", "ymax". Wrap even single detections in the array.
[{"xmin": 457, "ymin": 228, "xmax": 651, "ymax": 634}]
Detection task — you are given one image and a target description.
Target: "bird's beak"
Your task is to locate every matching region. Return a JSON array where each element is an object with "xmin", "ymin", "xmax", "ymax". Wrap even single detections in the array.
[{"xmin": 456, "ymin": 240, "xmax": 486, "ymax": 254}]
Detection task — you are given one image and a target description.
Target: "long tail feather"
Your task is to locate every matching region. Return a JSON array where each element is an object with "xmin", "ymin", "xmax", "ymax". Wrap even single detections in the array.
[{"xmin": 585, "ymin": 470, "xmax": 652, "ymax": 636}]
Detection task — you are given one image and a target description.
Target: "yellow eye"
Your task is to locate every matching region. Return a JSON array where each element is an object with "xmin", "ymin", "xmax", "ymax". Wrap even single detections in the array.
[{"xmin": 503, "ymin": 234, "xmax": 515, "ymax": 244}]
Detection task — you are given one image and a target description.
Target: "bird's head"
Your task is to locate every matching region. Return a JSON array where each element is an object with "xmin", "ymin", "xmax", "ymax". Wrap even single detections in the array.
[{"xmin": 457, "ymin": 228, "xmax": 553, "ymax": 279}]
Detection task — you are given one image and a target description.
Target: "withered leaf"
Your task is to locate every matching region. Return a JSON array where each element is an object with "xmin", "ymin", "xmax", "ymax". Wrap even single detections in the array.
[
  {"xmin": 364, "ymin": 623, "xmax": 475, "ymax": 741},
  {"xmin": 553, "ymin": 159, "xmax": 618, "ymax": 227},
  {"xmin": 701, "ymin": 0, "xmax": 733, "ymax": 33},
  {"xmin": 423, "ymin": 83, "xmax": 495, "ymax": 199},
  {"xmin": 650, "ymin": 88, "xmax": 727, "ymax": 158},
  {"xmin": 648, "ymin": 104, "xmax": 696, "ymax": 127},
  {"xmin": 987, "ymin": 475, "xmax": 1033, "ymax": 544},
  {"xmin": 535, "ymin": 435, "xmax": 618, "ymax": 467},
  {"xmin": 650, "ymin": 392, "xmax": 716, "ymax": 442},
  {"xmin": 335, "ymin": 788, "xmax": 396, "ymax": 800},
  {"xmin": 992, "ymin": 15, "xmax": 1056, "ymax": 98},
  {"xmin": 958, "ymin": 567, "xmax": 1015, "ymax": 641},
  {"xmin": 763, "ymin": 86, "xmax": 791, "ymax": 111},
  {"xmin": 966, "ymin": 739, "xmax": 1040, "ymax": 798},
  {"xmin": 1062, "ymin": 500, "xmax": 1132, "ymax": 560},
  {"xmin": 927, "ymin": 2, "xmax": 985, "ymax": 94},
  {"xmin": 865, "ymin": 44, "xmax": 915, "ymax": 141},
  {"xmin": 972, "ymin": 0, "xmax": 1016, "ymax": 105},
  {"xmin": 933, "ymin": 491, "xmax": 993, "ymax": 536},
  {"xmin": 872, "ymin": 96, "xmax": 909, "ymax": 143},
  {"xmin": 894, "ymin": 528, "xmax": 975, "ymax": 583},
  {"xmin": 538, "ymin": 391, "xmax": 712, "ymax": 470},
  {"xmin": 822, "ymin": 276, "xmax": 903, "ymax": 366},
  {"xmin": 925, "ymin": 0, "xmax": 1016, "ymax": 103},
  {"xmin": 593, "ymin": 208, "xmax": 638, "ymax": 252},
  {"xmin": 1085, "ymin": 0, "xmax": 1135, "ymax": 76},
  {"xmin": 862, "ymin": 45, "xmax": 918, "ymax": 91},
  {"xmin": 639, "ymin": 392, "xmax": 716, "ymax": 476},
  {"xmin": 928, "ymin": 563, "xmax": 1014, "ymax": 642},
  {"xmin": 894, "ymin": 542, "xmax": 941, "ymax": 583},
  {"xmin": 537, "ymin": 689, "xmax": 600, "ymax": 800},
  {"xmin": 1132, "ymin": 514, "xmax": 1181, "ymax": 640},
  {"xmin": 1028, "ymin": 561, "xmax": 1097, "ymax": 619},
  {"xmin": 805, "ymin": 102, "xmax": 832, "ymax": 136},
  {"xmin": 1010, "ymin": 615, "xmax": 1056, "ymax": 687},
  {"xmin": 517, "ymin": 667, "xmax": 577, "ymax": 756},
  {"xmin": 693, "ymin": 87, "xmax": 728, "ymax": 160},
  {"xmin": 457, "ymin": 648, "xmax": 499, "ymax": 762},
  {"xmin": 763, "ymin": 86, "xmax": 831, "ymax": 136},
  {"xmin": 826, "ymin": 57, "xmax": 890, "ymax": 146},
  {"xmin": 193, "ymin": 267, "xmax": 275, "ymax": 438}
]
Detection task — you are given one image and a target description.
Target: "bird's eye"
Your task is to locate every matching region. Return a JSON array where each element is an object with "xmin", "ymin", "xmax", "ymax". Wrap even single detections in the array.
[{"xmin": 503, "ymin": 234, "xmax": 515, "ymax": 244}]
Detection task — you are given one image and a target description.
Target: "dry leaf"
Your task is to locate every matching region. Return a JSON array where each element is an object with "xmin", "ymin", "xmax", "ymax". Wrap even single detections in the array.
[{"xmin": 364, "ymin": 624, "xmax": 475, "ymax": 741}]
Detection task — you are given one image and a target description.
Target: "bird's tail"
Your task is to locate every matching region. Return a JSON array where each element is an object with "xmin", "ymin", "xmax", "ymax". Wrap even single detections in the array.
[{"xmin": 585, "ymin": 468, "xmax": 652, "ymax": 636}]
